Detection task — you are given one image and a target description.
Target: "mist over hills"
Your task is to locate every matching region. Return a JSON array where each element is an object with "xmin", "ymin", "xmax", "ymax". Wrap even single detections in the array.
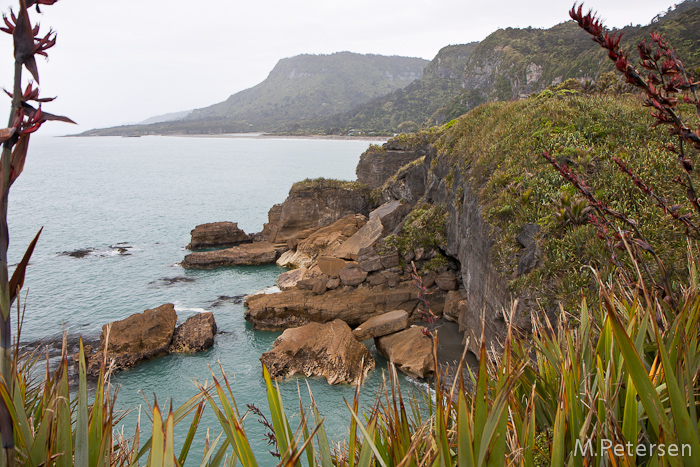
[
  {"xmin": 81, "ymin": 52, "xmax": 428, "ymax": 136},
  {"xmin": 82, "ymin": 1, "xmax": 700, "ymax": 137}
]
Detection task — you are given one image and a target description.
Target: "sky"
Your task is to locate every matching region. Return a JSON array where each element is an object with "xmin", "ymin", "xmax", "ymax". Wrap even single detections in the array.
[{"xmin": 0, "ymin": 0, "xmax": 682, "ymax": 134}]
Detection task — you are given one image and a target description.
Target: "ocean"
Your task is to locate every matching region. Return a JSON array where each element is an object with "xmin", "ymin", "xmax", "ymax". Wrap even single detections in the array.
[{"xmin": 9, "ymin": 134, "xmax": 425, "ymax": 464}]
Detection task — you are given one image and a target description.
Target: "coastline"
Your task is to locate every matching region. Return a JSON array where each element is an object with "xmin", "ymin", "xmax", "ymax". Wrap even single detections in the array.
[
  {"xmin": 62, "ymin": 132, "xmax": 391, "ymax": 142},
  {"xmin": 166, "ymin": 133, "xmax": 391, "ymax": 142}
]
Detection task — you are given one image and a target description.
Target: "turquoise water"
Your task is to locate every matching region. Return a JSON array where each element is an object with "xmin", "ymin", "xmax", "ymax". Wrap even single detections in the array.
[{"xmin": 9, "ymin": 135, "xmax": 424, "ymax": 464}]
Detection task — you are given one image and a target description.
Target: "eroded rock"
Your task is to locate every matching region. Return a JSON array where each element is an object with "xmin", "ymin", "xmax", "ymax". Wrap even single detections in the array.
[
  {"xmin": 375, "ymin": 326, "xmax": 435, "ymax": 378},
  {"xmin": 85, "ymin": 304, "xmax": 178, "ymax": 375},
  {"xmin": 182, "ymin": 241, "xmax": 278, "ymax": 268},
  {"xmin": 169, "ymin": 312, "xmax": 217, "ymax": 353},
  {"xmin": 187, "ymin": 222, "xmax": 251, "ymax": 250},
  {"xmin": 353, "ymin": 310, "xmax": 410, "ymax": 341},
  {"xmin": 245, "ymin": 281, "xmax": 436, "ymax": 330},
  {"xmin": 260, "ymin": 320, "xmax": 374, "ymax": 385}
]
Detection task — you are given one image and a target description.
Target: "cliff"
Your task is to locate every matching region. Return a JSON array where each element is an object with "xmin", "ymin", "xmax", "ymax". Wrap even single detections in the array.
[{"xmin": 244, "ymin": 89, "xmax": 695, "ymax": 358}]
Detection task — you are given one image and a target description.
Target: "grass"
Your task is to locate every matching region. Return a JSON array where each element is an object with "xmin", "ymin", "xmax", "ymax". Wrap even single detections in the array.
[
  {"xmin": 289, "ymin": 178, "xmax": 368, "ymax": 193},
  {"xmin": 425, "ymin": 91, "xmax": 698, "ymax": 306}
]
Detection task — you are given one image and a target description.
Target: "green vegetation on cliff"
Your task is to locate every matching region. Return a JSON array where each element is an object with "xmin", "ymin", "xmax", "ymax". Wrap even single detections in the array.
[{"xmin": 426, "ymin": 91, "xmax": 697, "ymax": 305}]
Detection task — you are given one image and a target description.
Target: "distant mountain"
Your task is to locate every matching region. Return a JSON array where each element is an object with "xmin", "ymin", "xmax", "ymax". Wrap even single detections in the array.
[
  {"xmin": 139, "ymin": 110, "xmax": 192, "ymax": 125},
  {"xmin": 311, "ymin": 43, "xmax": 478, "ymax": 133},
  {"xmin": 80, "ymin": 52, "xmax": 428, "ymax": 136},
  {"xmin": 81, "ymin": 1, "xmax": 700, "ymax": 137}
]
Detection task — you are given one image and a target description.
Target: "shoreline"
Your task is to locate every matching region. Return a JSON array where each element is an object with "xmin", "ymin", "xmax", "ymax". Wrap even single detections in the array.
[{"xmin": 63, "ymin": 133, "xmax": 391, "ymax": 142}]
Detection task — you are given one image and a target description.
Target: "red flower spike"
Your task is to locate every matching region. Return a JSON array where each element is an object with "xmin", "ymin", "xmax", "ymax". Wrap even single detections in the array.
[
  {"xmin": 661, "ymin": 60, "xmax": 678, "ymax": 75},
  {"xmin": 615, "ymin": 55, "xmax": 629, "ymax": 73},
  {"xmin": 637, "ymin": 40, "xmax": 652, "ymax": 60}
]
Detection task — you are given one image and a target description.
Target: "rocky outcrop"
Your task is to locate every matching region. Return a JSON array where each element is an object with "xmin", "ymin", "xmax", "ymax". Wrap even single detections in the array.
[
  {"xmin": 80, "ymin": 305, "xmax": 218, "ymax": 375},
  {"xmin": 245, "ymin": 281, "xmax": 446, "ymax": 330},
  {"xmin": 276, "ymin": 215, "xmax": 366, "ymax": 268},
  {"xmin": 276, "ymin": 267, "xmax": 308, "ymax": 290},
  {"xmin": 85, "ymin": 304, "xmax": 178, "ymax": 375},
  {"xmin": 356, "ymin": 146, "xmax": 424, "ymax": 189},
  {"xmin": 260, "ymin": 320, "xmax": 374, "ymax": 385},
  {"xmin": 187, "ymin": 222, "xmax": 251, "ymax": 250},
  {"xmin": 353, "ymin": 310, "xmax": 410, "ymax": 341},
  {"xmin": 261, "ymin": 185, "xmax": 371, "ymax": 245},
  {"xmin": 375, "ymin": 326, "xmax": 435, "ymax": 378},
  {"xmin": 182, "ymin": 241, "xmax": 279, "ymax": 268},
  {"xmin": 169, "ymin": 312, "xmax": 217, "ymax": 353}
]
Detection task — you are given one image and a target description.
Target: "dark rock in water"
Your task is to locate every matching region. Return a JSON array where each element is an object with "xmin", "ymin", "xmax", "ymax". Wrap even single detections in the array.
[
  {"xmin": 210, "ymin": 295, "xmax": 245, "ymax": 307},
  {"xmin": 169, "ymin": 312, "xmax": 217, "ymax": 353},
  {"xmin": 61, "ymin": 248, "xmax": 94, "ymax": 258},
  {"xmin": 260, "ymin": 319, "xmax": 374, "ymax": 385},
  {"xmin": 150, "ymin": 276, "xmax": 196, "ymax": 287},
  {"xmin": 187, "ymin": 222, "xmax": 252, "ymax": 250}
]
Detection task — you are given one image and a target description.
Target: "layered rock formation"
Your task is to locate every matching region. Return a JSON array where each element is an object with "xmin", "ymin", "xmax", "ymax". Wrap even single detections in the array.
[
  {"xmin": 182, "ymin": 241, "xmax": 279, "ymax": 268},
  {"xmin": 261, "ymin": 183, "xmax": 371, "ymax": 245},
  {"xmin": 187, "ymin": 222, "xmax": 251, "ymax": 250}
]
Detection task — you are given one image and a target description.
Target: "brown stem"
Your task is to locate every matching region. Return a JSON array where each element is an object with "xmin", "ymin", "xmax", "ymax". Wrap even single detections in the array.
[{"xmin": 0, "ymin": 58, "xmax": 22, "ymax": 465}]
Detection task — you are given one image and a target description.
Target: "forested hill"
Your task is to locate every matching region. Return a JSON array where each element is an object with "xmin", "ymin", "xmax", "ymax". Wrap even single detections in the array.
[
  {"xmin": 80, "ymin": 1, "xmax": 700, "ymax": 137},
  {"xmin": 308, "ymin": 0, "xmax": 700, "ymax": 134},
  {"xmin": 79, "ymin": 52, "xmax": 428, "ymax": 136}
]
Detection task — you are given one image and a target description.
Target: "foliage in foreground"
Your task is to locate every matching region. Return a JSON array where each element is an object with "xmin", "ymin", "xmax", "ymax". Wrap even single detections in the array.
[{"xmin": 7, "ymin": 246, "xmax": 700, "ymax": 466}]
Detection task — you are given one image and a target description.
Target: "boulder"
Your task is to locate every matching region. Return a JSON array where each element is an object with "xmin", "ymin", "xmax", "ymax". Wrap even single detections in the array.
[
  {"xmin": 260, "ymin": 320, "xmax": 375, "ymax": 385},
  {"xmin": 435, "ymin": 271, "xmax": 458, "ymax": 291},
  {"xmin": 276, "ymin": 268, "xmax": 308, "ymax": 291},
  {"xmin": 421, "ymin": 271, "xmax": 437, "ymax": 288},
  {"xmin": 182, "ymin": 241, "xmax": 278, "ymax": 268},
  {"xmin": 444, "ymin": 289, "xmax": 468, "ymax": 322},
  {"xmin": 187, "ymin": 222, "xmax": 251, "ymax": 250},
  {"xmin": 368, "ymin": 273, "xmax": 387, "ymax": 287},
  {"xmin": 245, "ymin": 281, "xmax": 438, "ymax": 330},
  {"xmin": 169, "ymin": 312, "xmax": 217, "ymax": 353},
  {"xmin": 381, "ymin": 270, "xmax": 400, "ymax": 287},
  {"xmin": 375, "ymin": 326, "xmax": 435, "ymax": 379},
  {"xmin": 339, "ymin": 265, "xmax": 368, "ymax": 286},
  {"xmin": 317, "ymin": 256, "xmax": 351, "ymax": 278},
  {"xmin": 353, "ymin": 310, "xmax": 410, "ymax": 341},
  {"xmin": 85, "ymin": 304, "xmax": 178, "ymax": 375},
  {"xmin": 332, "ymin": 216, "xmax": 384, "ymax": 261}
]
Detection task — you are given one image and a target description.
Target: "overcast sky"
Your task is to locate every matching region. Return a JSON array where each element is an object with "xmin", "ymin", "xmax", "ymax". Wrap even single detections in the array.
[{"xmin": 0, "ymin": 0, "xmax": 680, "ymax": 134}]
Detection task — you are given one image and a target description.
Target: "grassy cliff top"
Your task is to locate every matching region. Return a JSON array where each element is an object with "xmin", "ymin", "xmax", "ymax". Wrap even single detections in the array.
[
  {"xmin": 426, "ymin": 90, "xmax": 698, "ymax": 305},
  {"xmin": 289, "ymin": 177, "xmax": 368, "ymax": 193}
]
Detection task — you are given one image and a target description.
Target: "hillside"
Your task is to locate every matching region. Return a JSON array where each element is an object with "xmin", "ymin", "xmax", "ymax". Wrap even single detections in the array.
[
  {"xmin": 310, "ymin": 43, "xmax": 479, "ymax": 134},
  {"xmin": 80, "ymin": 52, "xmax": 428, "ymax": 136},
  {"xmin": 314, "ymin": 0, "xmax": 700, "ymax": 134}
]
